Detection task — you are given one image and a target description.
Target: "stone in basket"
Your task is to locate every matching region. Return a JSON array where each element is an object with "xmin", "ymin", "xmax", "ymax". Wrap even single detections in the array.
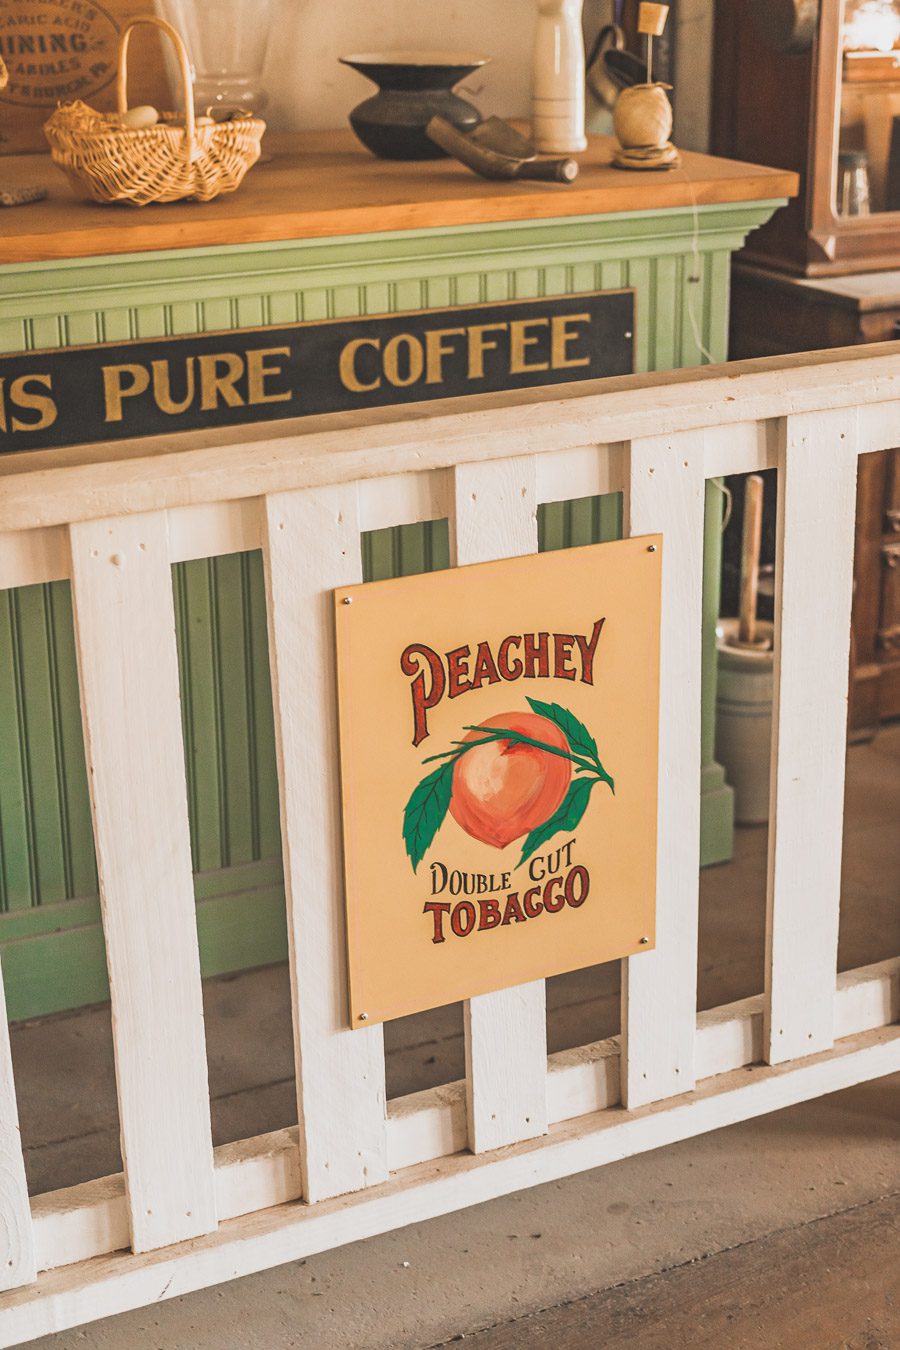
[{"xmin": 43, "ymin": 16, "xmax": 265, "ymax": 206}]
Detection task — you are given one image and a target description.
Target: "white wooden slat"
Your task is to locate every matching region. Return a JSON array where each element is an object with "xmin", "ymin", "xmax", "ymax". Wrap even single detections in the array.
[
  {"xmin": 702, "ymin": 421, "xmax": 774, "ymax": 479},
  {"xmin": 765, "ymin": 410, "xmax": 859, "ymax": 1064},
  {"xmin": 26, "ymin": 956, "xmax": 900, "ymax": 1277},
  {"xmin": 452, "ymin": 457, "xmax": 549, "ymax": 1153},
  {"xmin": 387, "ymin": 1085, "xmax": 467, "ymax": 1173},
  {"xmin": 3, "ymin": 346, "xmax": 899, "ymax": 538},
  {"xmin": 858, "ymin": 399, "xmax": 900, "ymax": 455},
  {"xmin": 622, "ymin": 431, "xmax": 706, "ymax": 1108},
  {"xmin": 0, "ymin": 960, "xmax": 35, "ymax": 1291},
  {"xmin": 695, "ymin": 997, "xmax": 763, "ymax": 1079},
  {"xmin": 7, "ymin": 1026, "xmax": 900, "ymax": 1349},
  {"xmin": 213, "ymin": 1129, "xmax": 302, "ymax": 1221},
  {"xmin": 535, "ymin": 443, "xmax": 626, "ymax": 504},
  {"xmin": 32, "ymin": 1178, "xmax": 128, "ymax": 1276},
  {"xmin": 166, "ymin": 499, "xmax": 262, "ymax": 564},
  {"xmin": 357, "ymin": 470, "xmax": 451, "ymax": 533},
  {"xmin": 262, "ymin": 485, "xmax": 388, "ymax": 1202},
  {"xmin": 835, "ymin": 959, "xmax": 900, "ymax": 1036},
  {"xmin": 68, "ymin": 513, "xmax": 217, "ymax": 1253},
  {"xmin": 0, "ymin": 526, "xmax": 68, "ymax": 590},
  {"xmin": 546, "ymin": 1037, "xmax": 620, "ymax": 1122}
]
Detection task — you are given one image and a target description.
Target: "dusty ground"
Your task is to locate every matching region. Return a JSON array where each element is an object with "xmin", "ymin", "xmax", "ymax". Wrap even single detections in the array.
[{"xmin": 451, "ymin": 1185, "xmax": 900, "ymax": 1350}]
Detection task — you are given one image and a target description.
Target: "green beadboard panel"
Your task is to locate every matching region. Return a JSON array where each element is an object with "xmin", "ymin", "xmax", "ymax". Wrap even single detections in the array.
[
  {"xmin": 539, "ymin": 494, "xmax": 624, "ymax": 552},
  {"xmin": 173, "ymin": 550, "xmax": 280, "ymax": 874},
  {"xmin": 0, "ymin": 554, "xmax": 283, "ymax": 1013},
  {"xmin": 0, "ymin": 198, "xmax": 786, "ymax": 1016},
  {"xmin": 361, "ymin": 520, "xmax": 451, "ymax": 582},
  {"xmin": 0, "ymin": 583, "xmax": 96, "ymax": 913}
]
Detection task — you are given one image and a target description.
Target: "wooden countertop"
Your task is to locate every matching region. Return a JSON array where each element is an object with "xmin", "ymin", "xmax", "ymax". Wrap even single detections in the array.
[{"xmin": 0, "ymin": 130, "xmax": 798, "ymax": 266}]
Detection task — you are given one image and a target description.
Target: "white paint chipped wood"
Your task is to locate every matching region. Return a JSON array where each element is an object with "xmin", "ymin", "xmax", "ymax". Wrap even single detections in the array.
[
  {"xmin": 622, "ymin": 431, "xmax": 705, "ymax": 1108},
  {"xmin": 452, "ymin": 458, "xmax": 549, "ymax": 1153},
  {"xmin": 6, "ymin": 1025, "xmax": 900, "ymax": 1348},
  {"xmin": 25, "ymin": 956, "xmax": 900, "ymax": 1281},
  {"xmin": 0, "ymin": 959, "xmax": 35, "ymax": 1292},
  {"xmin": 1, "ymin": 344, "xmax": 898, "ymax": 535},
  {"xmin": 765, "ymin": 411, "xmax": 859, "ymax": 1063},
  {"xmin": 67, "ymin": 512, "xmax": 217, "ymax": 1254},
  {"xmin": 262, "ymin": 486, "xmax": 388, "ymax": 1201}
]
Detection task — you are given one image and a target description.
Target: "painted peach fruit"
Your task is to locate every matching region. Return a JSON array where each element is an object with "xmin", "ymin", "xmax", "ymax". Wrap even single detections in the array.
[{"xmin": 450, "ymin": 712, "xmax": 571, "ymax": 849}]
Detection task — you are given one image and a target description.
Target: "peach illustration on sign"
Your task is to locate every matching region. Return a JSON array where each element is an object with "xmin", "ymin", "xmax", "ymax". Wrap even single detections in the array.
[
  {"xmin": 450, "ymin": 712, "xmax": 571, "ymax": 848},
  {"xmin": 403, "ymin": 697, "xmax": 615, "ymax": 872}
]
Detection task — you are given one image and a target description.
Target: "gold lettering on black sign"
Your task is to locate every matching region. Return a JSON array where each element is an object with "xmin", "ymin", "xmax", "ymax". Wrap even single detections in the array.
[
  {"xmin": 0, "ymin": 374, "xmax": 57, "ymax": 432},
  {"xmin": 0, "ymin": 292, "xmax": 634, "ymax": 456},
  {"xmin": 102, "ymin": 346, "xmax": 294, "ymax": 422},
  {"xmin": 337, "ymin": 311, "xmax": 596, "ymax": 394}
]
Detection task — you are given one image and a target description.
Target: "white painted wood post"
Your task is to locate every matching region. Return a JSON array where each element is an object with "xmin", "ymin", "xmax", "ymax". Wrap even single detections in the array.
[
  {"xmin": 453, "ymin": 458, "xmax": 549, "ymax": 1152},
  {"xmin": 622, "ymin": 432, "xmax": 706, "ymax": 1108},
  {"xmin": 0, "ymin": 957, "xmax": 35, "ymax": 1291},
  {"xmin": 262, "ymin": 486, "xmax": 388, "ymax": 1201},
  {"xmin": 68, "ymin": 513, "xmax": 217, "ymax": 1253},
  {"xmin": 765, "ymin": 411, "xmax": 859, "ymax": 1063}
]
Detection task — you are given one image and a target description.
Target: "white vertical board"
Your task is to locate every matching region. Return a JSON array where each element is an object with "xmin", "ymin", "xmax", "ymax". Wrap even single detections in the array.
[
  {"xmin": 68, "ymin": 513, "xmax": 216, "ymax": 1253},
  {"xmin": 766, "ymin": 411, "xmax": 859, "ymax": 1063},
  {"xmin": 623, "ymin": 432, "xmax": 705, "ymax": 1108},
  {"xmin": 262, "ymin": 486, "xmax": 388, "ymax": 1201},
  {"xmin": 453, "ymin": 458, "xmax": 549, "ymax": 1152},
  {"xmin": 0, "ymin": 959, "xmax": 35, "ymax": 1290}
]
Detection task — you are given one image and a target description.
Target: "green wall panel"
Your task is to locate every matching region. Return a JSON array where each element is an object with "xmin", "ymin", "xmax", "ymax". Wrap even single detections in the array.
[
  {"xmin": 0, "ymin": 197, "xmax": 784, "ymax": 1017},
  {"xmin": 539, "ymin": 494, "xmax": 624, "ymax": 553},
  {"xmin": 361, "ymin": 520, "xmax": 451, "ymax": 582},
  {"xmin": 0, "ymin": 583, "xmax": 96, "ymax": 914}
]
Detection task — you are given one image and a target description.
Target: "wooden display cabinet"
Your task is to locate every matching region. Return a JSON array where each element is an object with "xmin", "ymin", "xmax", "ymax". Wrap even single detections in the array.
[
  {"xmin": 713, "ymin": 0, "xmax": 900, "ymax": 732},
  {"xmin": 714, "ymin": 0, "xmax": 900, "ymax": 276}
]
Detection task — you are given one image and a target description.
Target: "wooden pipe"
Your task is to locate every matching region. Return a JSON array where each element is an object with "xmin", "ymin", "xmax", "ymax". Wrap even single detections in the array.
[{"xmin": 738, "ymin": 474, "xmax": 766, "ymax": 648}]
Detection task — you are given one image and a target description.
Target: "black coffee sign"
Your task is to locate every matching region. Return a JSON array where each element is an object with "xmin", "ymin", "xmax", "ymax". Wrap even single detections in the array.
[{"xmin": 0, "ymin": 292, "xmax": 634, "ymax": 456}]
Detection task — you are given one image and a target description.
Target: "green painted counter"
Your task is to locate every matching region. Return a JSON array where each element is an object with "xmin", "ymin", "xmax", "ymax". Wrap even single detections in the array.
[{"xmin": 0, "ymin": 145, "xmax": 790, "ymax": 1019}]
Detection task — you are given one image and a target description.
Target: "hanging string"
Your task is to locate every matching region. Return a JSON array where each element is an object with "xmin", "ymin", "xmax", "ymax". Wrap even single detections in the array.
[{"xmin": 671, "ymin": 158, "xmax": 717, "ymax": 366}]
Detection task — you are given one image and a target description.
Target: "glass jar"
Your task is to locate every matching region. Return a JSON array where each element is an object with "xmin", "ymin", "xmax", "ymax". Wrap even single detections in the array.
[
  {"xmin": 155, "ymin": 0, "xmax": 273, "ymax": 116},
  {"xmin": 837, "ymin": 148, "xmax": 872, "ymax": 214}
]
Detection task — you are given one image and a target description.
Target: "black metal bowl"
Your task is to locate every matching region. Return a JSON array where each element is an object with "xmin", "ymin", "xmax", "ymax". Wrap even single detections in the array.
[{"xmin": 340, "ymin": 51, "xmax": 489, "ymax": 160}]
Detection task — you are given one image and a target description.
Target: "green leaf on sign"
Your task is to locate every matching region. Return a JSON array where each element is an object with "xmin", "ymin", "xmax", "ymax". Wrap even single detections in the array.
[
  {"xmin": 403, "ymin": 760, "xmax": 454, "ymax": 873},
  {"xmin": 526, "ymin": 696, "xmax": 599, "ymax": 764},
  {"xmin": 516, "ymin": 776, "xmax": 598, "ymax": 869}
]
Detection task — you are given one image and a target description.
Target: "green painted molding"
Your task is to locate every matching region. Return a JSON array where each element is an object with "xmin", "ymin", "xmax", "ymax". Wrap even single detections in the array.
[
  {"xmin": 0, "ymin": 201, "xmax": 784, "ymax": 305},
  {"xmin": 0, "ymin": 859, "xmax": 289, "ymax": 1022}
]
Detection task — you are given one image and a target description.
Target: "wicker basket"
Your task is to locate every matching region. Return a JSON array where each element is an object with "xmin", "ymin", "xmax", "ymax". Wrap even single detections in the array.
[{"xmin": 43, "ymin": 16, "xmax": 265, "ymax": 206}]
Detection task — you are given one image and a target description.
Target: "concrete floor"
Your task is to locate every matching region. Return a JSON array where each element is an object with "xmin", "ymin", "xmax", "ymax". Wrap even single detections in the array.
[{"xmin": 13, "ymin": 725, "xmax": 900, "ymax": 1348}]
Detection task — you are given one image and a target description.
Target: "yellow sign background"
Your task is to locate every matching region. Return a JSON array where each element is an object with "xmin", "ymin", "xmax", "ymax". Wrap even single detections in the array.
[{"xmin": 335, "ymin": 537, "xmax": 662, "ymax": 1026}]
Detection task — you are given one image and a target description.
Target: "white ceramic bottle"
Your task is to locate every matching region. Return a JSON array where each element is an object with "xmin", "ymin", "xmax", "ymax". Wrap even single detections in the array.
[{"xmin": 532, "ymin": 0, "xmax": 587, "ymax": 154}]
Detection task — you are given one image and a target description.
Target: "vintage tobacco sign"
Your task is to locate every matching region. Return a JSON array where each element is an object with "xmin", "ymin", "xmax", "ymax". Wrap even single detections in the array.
[
  {"xmin": 0, "ymin": 292, "xmax": 634, "ymax": 455},
  {"xmin": 335, "ymin": 538, "xmax": 661, "ymax": 1026},
  {"xmin": 0, "ymin": 0, "xmax": 172, "ymax": 153}
]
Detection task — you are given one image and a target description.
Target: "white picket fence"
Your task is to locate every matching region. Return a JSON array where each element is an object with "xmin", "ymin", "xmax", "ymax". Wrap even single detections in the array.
[{"xmin": 0, "ymin": 343, "xmax": 898, "ymax": 1344}]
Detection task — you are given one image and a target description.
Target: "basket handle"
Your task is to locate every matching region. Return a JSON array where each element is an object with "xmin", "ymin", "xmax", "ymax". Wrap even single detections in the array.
[{"xmin": 117, "ymin": 15, "xmax": 195, "ymax": 152}]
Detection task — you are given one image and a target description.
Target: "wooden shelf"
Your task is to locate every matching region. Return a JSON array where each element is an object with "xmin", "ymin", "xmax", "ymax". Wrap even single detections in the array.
[{"xmin": 0, "ymin": 130, "xmax": 798, "ymax": 266}]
